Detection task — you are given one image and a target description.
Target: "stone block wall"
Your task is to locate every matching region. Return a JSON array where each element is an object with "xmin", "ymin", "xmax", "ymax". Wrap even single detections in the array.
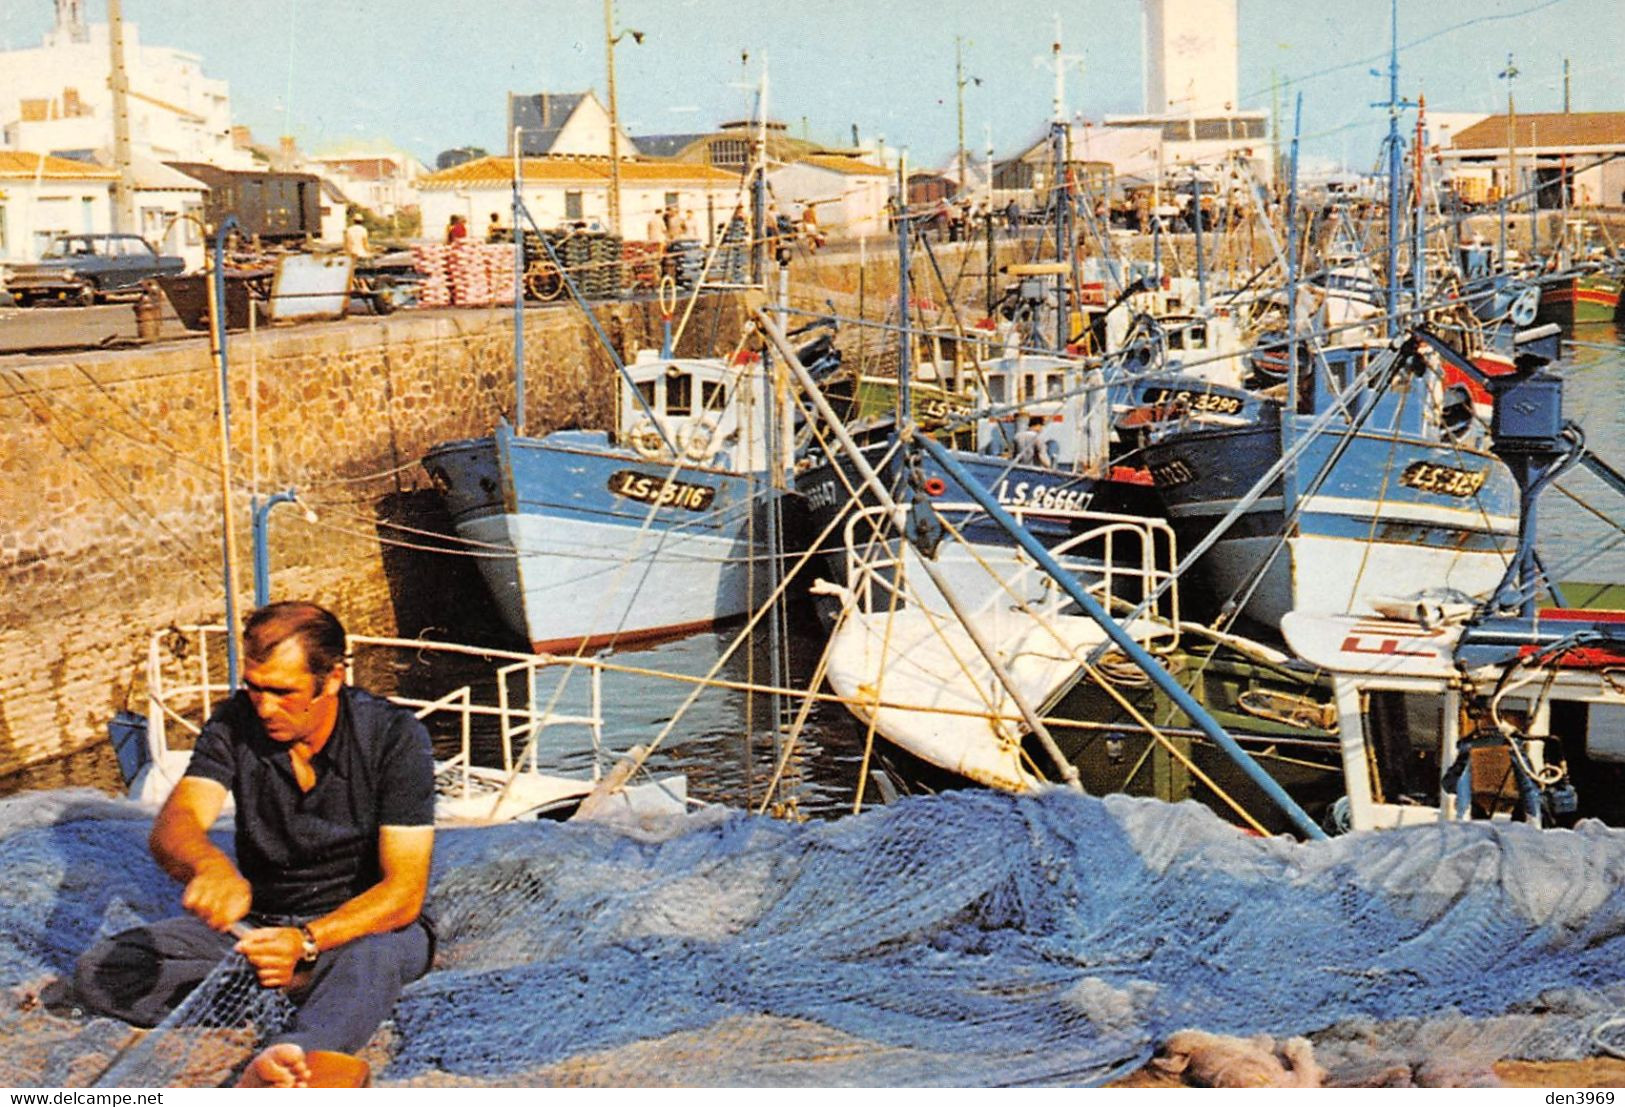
[{"xmin": 0, "ymin": 295, "xmax": 746, "ymax": 782}]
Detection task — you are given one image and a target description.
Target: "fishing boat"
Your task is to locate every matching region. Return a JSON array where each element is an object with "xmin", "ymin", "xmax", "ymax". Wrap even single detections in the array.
[
  {"xmin": 1141, "ymin": 331, "xmax": 1520, "ymax": 632},
  {"xmin": 1536, "ymin": 218, "xmax": 1624, "ymax": 327},
  {"xmin": 1276, "ymin": 318, "xmax": 1625, "ymax": 830},
  {"xmin": 424, "ymin": 348, "xmax": 794, "ymax": 652},
  {"xmin": 1538, "ymin": 265, "xmax": 1624, "ymax": 327}
]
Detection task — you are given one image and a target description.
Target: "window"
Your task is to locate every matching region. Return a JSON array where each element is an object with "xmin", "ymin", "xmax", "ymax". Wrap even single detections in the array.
[
  {"xmin": 183, "ymin": 203, "xmax": 203, "ymax": 245},
  {"xmin": 664, "ymin": 191, "xmax": 679, "ymax": 209},
  {"xmin": 1363, "ymin": 690, "xmax": 1446, "ymax": 805},
  {"xmin": 666, "ymin": 373, "xmax": 693, "ymax": 415},
  {"xmin": 81, "ymin": 196, "xmax": 95, "ymax": 233},
  {"xmin": 1167, "ymin": 329, "xmax": 1185, "ymax": 351},
  {"xmin": 564, "ymin": 191, "xmax": 583, "ymax": 220},
  {"xmin": 1046, "ymin": 373, "xmax": 1064, "ymax": 398},
  {"xmin": 1187, "ymin": 322, "xmax": 1207, "ymax": 349},
  {"xmin": 635, "ymin": 380, "xmax": 656, "ymax": 409},
  {"xmin": 985, "ymin": 377, "xmax": 1007, "ymax": 404},
  {"xmin": 700, "ymin": 380, "xmax": 727, "ymax": 411},
  {"xmin": 710, "ymin": 139, "xmax": 749, "ymax": 168}
]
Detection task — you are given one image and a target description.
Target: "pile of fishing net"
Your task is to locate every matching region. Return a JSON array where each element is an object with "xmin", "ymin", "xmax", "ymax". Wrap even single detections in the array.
[{"xmin": 2, "ymin": 786, "xmax": 1625, "ymax": 1087}]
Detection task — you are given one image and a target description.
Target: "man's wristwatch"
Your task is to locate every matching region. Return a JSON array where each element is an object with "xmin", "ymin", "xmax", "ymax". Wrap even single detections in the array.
[{"xmin": 297, "ymin": 924, "xmax": 320, "ymax": 965}]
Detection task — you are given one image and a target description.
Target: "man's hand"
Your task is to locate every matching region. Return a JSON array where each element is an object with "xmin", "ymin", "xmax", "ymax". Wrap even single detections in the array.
[
  {"xmin": 235, "ymin": 926, "xmax": 306, "ymax": 989},
  {"xmin": 181, "ymin": 856, "xmax": 252, "ymax": 931}
]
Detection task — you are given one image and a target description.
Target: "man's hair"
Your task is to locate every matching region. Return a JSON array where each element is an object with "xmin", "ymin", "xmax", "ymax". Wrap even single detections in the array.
[
  {"xmin": 1028, "ymin": 415, "xmax": 1046, "ymax": 428},
  {"xmin": 243, "ymin": 601, "xmax": 347, "ymax": 677}
]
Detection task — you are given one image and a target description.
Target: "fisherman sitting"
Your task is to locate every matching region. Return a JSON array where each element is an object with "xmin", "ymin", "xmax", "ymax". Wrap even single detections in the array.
[{"xmin": 72, "ymin": 602, "xmax": 436, "ymax": 1088}]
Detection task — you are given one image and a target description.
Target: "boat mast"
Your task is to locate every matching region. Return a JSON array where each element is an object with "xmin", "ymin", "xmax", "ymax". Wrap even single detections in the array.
[
  {"xmin": 1283, "ymin": 94, "xmax": 1303, "ymax": 520},
  {"xmin": 1382, "ymin": 0, "xmax": 1403, "ymax": 337},
  {"xmin": 511, "ymin": 127, "xmax": 526, "ymax": 435},
  {"xmin": 1049, "ymin": 16, "xmax": 1073, "ymax": 351}
]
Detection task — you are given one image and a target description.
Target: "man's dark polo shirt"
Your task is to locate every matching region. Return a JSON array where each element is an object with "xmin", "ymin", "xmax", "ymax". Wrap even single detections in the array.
[{"xmin": 185, "ymin": 686, "xmax": 435, "ymax": 918}]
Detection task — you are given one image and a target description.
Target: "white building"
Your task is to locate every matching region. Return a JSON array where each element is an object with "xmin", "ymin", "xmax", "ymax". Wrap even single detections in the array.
[
  {"xmin": 309, "ymin": 144, "xmax": 427, "ymax": 218},
  {"xmin": 767, "ymin": 154, "xmax": 891, "ymax": 238},
  {"xmin": 0, "ymin": 149, "xmax": 207, "ymax": 268},
  {"xmin": 418, "ymin": 155, "xmax": 744, "ymax": 242},
  {"xmin": 0, "ymin": 0, "xmax": 253, "ymax": 171},
  {"xmin": 0, "ymin": 150, "xmax": 114, "ymax": 265},
  {"xmin": 507, "ymin": 92, "xmax": 635, "ymax": 158}
]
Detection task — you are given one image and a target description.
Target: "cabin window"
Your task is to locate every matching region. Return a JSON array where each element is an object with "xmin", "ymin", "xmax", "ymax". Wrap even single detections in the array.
[
  {"xmin": 700, "ymin": 380, "xmax": 727, "ymax": 411},
  {"xmin": 985, "ymin": 377, "xmax": 1007, "ymax": 405},
  {"xmin": 1188, "ymin": 322, "xmax": 1207, "ymax": 349},
  {"xmin": 1167, "ymin": 329, "xmax": 1185, "ymax": 351},
  {"xmin": 666, "ymin": 372, "xmax": 694, "ymax": 415},
  {"xmin": 664, "ymin": 191, "xmax": 680, "ymax": 209},
  {"xmin": 1046, "ymin": 373, "xmax": 1064, "ymax": 398},
  {"xmin": 564, "ymin": 191, "xmax": 583, "ymax": 220},
  {"xmin": 1022, "ymin": 375, "xmax": 1036, "ymax": 402},
  {"xmin": 1363, "ymin": 690, "xmax": 1445, "ymax": 804},
  {"xmin": 634, "ymin": 380, "xmax": 656, "ymax": 410}
]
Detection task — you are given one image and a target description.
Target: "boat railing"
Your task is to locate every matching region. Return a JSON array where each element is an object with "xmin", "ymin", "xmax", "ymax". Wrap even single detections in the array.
[
  {"xmin": 838, "ymin": 502, "xmax": 1181, "ymax": 649},
  {"xmin": 142, "ymin": 624, "xmax": 610, "ymax": 800}
]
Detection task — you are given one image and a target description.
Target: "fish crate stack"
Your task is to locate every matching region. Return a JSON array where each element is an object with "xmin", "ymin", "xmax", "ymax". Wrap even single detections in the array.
[
  {"xmin": 669, "ymin": 239, "xmax": 705, "ymax": 290},
  {"xmin": 623, "ymin": 241, "xmax": 662, "ymax": 293},
  {"xmin": 552, "ymin": 232, "xmax": 623, "ymax": 299},
  {"xmin": 410, "ymin": 244, "xmax": 453, "ymax": 307},
  {"xmin": 411, "ymin": 243, "xmax": 515, "ymax": 307}
]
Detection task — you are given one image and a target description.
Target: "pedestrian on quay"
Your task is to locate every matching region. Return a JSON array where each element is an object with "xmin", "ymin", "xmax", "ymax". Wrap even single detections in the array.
[
  {"xmin": 342, "ymin": 213, "xmax": 371, "ymax": 261},
  {"xmin": 445, "ymin": 214, "xmax": 468, "ymax": 244}
]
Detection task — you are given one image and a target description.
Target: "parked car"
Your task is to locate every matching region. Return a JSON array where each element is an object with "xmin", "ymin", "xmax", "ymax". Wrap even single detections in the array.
[{"xmin": 6, "ymin": 234, "xmax": 185, "ymax": 307}]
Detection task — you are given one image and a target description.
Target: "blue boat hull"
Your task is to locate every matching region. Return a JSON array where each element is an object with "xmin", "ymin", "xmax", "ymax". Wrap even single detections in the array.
[
  {"xmin": 1143, "ymin": 421, "xmax": 1519, "ymax": 629},
  {"xmin": 424, "ymin": 427, "xmax": 779, "ymax": 651}
]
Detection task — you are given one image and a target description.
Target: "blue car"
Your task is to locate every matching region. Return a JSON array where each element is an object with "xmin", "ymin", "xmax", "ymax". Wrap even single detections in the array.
[{"xmin": 7, "ymin": 233, "xmax": 184, "ymax": 306}]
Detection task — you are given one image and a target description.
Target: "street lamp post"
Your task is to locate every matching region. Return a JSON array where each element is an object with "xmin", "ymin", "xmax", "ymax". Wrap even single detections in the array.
[
  {"xmin": 603, "ymin": 1, "xmax": 644, "ymax": 237},
  {"xmin": 954, "ymin": 38, "xmax": 981, "ymax": 198}
]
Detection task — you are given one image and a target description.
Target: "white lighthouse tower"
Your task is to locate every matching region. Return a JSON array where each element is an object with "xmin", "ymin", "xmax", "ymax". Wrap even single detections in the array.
[{"xmin": 1141, "ymin": 0, "xmax": 1240, "ymax": 117}]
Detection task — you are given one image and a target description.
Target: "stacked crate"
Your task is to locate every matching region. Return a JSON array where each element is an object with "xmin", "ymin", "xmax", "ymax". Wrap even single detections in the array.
[{"xmin": 411, "ymin": 245, "xmax": 452, "ymax": 307}]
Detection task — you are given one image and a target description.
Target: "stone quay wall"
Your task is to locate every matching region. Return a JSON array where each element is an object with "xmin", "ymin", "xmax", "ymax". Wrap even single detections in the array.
[{"xmin": 0, "ymin": 295, "xmax": 747, "ymax": 783}]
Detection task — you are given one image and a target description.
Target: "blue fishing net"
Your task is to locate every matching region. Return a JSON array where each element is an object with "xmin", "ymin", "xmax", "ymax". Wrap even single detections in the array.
[{"xmin": 2, "ymin": 786, "xmax": 1624, "ymax": 1086}]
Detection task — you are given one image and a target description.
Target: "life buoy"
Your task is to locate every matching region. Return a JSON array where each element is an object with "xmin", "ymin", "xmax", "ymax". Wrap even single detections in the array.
[
  {"xmin": 629, "ymin": 419, "xmax": 666, "ymax": 459},
  {"xmin": 1509, "ymin": 286, "xmax": 1540, "ymax": 327},
  {"xmin": 679, "ymin": 419, "xmax": 718, "ymax": 462}
]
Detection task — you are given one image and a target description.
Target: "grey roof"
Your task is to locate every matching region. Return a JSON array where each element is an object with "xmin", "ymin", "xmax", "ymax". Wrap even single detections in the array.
[
  {"xmin": 507, "ymin": 92, "xmax": 588, "ymax": 155},
  {"xmin": 631, "ymin": 133, "xmax": 709, "ymax": 158}
]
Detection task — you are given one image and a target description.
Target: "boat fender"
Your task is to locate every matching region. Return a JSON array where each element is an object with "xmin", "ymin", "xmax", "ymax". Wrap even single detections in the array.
[
  {"xmin": 1509, "ymin": 286, "xmax": 1540, "ymax": 327},
  {"xmin": 679, "ymin": 418, "xmax": 718, "ymax": 461},
  {"xmin": 629, "ymin": 419, "xmax": 666, "ymax": 459}
]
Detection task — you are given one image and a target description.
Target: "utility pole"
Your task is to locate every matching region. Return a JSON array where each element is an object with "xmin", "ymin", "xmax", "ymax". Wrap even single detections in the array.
[
  {"xmin": 1500, "ymin": 53, "xmax": 1520, "ymax": 214},
  {"xmin": 107, "ymin": 0, "xmax": 136, "ymax": 234},
  {"xmin": 956, "ymin": 36, "xmax": 967, "ymax": 194},
  {"xmin": 604, "ymin": 0, "xmax": 624, "ymax": 236}
]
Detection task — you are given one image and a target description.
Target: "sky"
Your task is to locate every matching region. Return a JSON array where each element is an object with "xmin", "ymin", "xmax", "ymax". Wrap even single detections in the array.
[{"xmin": 1, "ymin": 0, "xmax": 1621, "ymax": 171}]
